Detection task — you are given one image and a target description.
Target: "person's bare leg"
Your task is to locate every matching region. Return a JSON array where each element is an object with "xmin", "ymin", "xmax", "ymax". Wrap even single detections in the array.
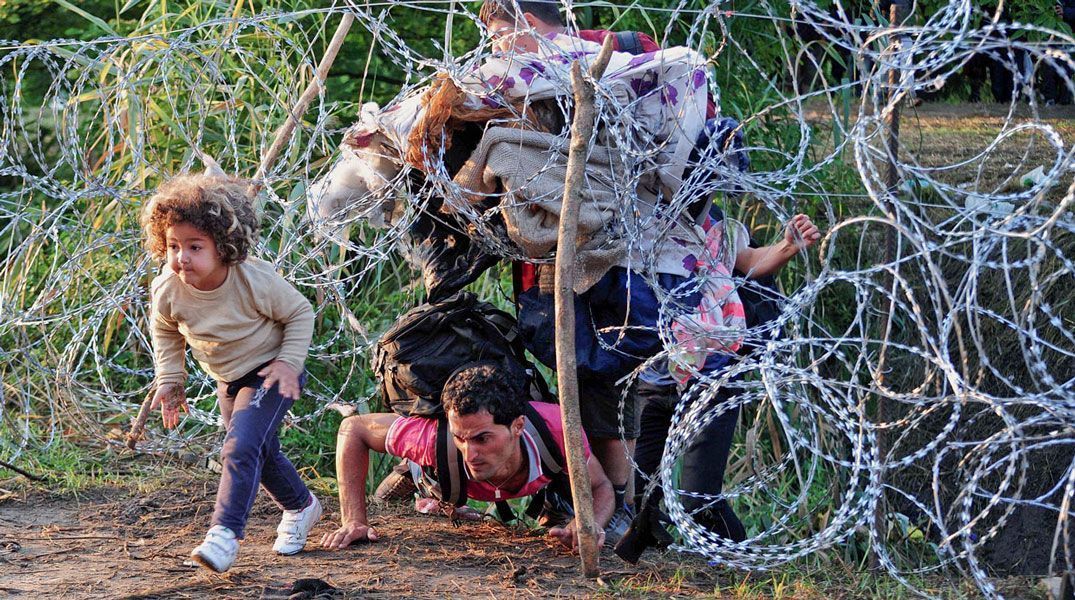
[{"xmin": 590, "ymin": 437, "xmax": 636, "ymax": 512}]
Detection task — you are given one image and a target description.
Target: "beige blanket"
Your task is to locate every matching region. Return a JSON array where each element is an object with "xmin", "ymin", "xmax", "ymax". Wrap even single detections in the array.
[{"xmin": 452, "ymin": 127, "xmax": 627, "ymax": 293}]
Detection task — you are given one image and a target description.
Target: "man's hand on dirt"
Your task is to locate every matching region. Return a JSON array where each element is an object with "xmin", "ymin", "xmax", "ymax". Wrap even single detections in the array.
[
  {"xmin": 548, "ymin": 520, "xmax": 605, "ymax": 551},
  {"xmin": 320, "ymin": 522, "xmax": 378, "ymax": 549},
  {"xmin": 258, "ymin": 360, "xmax": 301, "ymax": 400},
  {"xmin": 151, "ymin": 383, "xmax": 187, "ymax": 429}
]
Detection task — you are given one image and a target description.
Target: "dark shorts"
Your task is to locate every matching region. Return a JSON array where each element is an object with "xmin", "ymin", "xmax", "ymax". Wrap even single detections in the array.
[
  {"xmin": 518, "ymin": 266, "xmax": 721, "ymax": 441},
  {"xmin": 578, "ymin": 374, "xmax": 639, "ymax": 440}
]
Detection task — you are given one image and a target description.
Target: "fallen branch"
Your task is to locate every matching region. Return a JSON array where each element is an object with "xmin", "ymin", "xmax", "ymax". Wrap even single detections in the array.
[
  {"xmin": 125, "ymin": 387, "xmax": 157, "ymax": 450},
  {"xmin": 0, "ymin": 459, "xmax": 45, "ymax": 482},
  {"xmin": 554, "ymin": 35, "xmax": 615, "ymax": 579}
]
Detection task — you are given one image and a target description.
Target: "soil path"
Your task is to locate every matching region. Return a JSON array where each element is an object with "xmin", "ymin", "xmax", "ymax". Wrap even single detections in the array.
[{"xmin": 0, "ymin": 472, "xmax": 718, "ymax": 599}]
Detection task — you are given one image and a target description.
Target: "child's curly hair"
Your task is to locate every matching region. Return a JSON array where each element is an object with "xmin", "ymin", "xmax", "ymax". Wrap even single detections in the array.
[{"xmin": 140, "ymin": 174, "xmax": 258, "ymax": 265}]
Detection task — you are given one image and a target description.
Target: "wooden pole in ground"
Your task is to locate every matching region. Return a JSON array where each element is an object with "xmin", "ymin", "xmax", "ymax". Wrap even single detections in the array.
[
  {"xmin": 251, "ymin": 11, "xmax": 355, "ymax": 194},
  {"xmin": 871, "ymin": 0, "xmax": 911, "ymax": 571},
  {"xmin": 554, "ymin": 35, "xmax": 615, "ymax": 579}
]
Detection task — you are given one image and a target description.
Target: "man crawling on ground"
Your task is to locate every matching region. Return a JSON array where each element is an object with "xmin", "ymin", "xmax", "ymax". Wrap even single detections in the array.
[{"xmin": 320, "ymin": 361, "xmax": 614, "ymax": 551}]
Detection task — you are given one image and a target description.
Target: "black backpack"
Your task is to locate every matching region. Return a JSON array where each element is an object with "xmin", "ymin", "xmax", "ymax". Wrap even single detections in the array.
[
  {"xmin": 373, "ymin": 291, "xmax": 533, "ymax": 417},
  {"xmin": 373, "ymin": 291, "xmax": 571, "ymax": 520}
]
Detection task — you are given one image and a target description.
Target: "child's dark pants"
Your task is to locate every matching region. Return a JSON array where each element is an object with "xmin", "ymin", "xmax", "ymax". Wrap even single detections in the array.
[{"xmin": 211, "ymin": 367, "xmax": 310, "ymax": 539}]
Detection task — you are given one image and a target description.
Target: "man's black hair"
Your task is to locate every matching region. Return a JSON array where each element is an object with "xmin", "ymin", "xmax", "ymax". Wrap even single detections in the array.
[
  {"xmin": 442, "ymin": 361, "xmax": 526, "ymax": 426},
  {"xmin": 479, "ymin": 0, "xmax": 566, "ymax": 28}
]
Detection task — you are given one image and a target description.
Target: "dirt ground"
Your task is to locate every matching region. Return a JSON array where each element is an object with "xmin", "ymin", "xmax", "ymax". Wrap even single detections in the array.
[{"xmin": 0, "ymin": 469, "xmax": 725, "ymax": 599}]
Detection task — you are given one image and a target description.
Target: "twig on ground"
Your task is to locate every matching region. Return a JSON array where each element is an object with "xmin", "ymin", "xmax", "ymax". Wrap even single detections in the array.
[{"xmin": 0, "ymin": 459, "xmax": 45, "ymax": 482}]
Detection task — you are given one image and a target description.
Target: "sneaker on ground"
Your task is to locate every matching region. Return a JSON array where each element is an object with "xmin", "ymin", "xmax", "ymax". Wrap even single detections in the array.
[
  {"xmin": 603, "ymin": 504, "xmax": 635, "ymax": 548},
  {"xmin": 372, "ymin": 459, "xmax": 418, "ymax": 504},
  {"xmin": 190, "ymin": 525, "xmax": 239, "ymax": 573},
  {"xmin": 273, "ymin": 494, "xmax": 323, "ymax": 556}
]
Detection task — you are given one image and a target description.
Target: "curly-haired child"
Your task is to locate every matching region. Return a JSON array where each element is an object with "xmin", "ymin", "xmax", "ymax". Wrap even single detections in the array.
[{"xmin": 141, "ymin": 174, "xmax": 320, "ymax": 572}]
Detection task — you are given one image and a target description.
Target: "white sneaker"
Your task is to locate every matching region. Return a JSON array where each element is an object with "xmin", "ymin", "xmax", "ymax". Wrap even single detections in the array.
[
  {"xmin": 273, "ymin": 494, "xmax": 322, "ymax": 555},
  {"xmin": 191, "ymin": 525, "xmax": 239, "ymax": 573}
]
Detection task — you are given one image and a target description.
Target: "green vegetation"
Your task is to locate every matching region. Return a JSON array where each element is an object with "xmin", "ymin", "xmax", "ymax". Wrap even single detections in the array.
[
  {"xmin": 1, "ymin": 1, "xmax": 1072, "ymax": 592},
  {"xmin": 0, "ymin": 0, "xmax": 919, "ymax": 533}
]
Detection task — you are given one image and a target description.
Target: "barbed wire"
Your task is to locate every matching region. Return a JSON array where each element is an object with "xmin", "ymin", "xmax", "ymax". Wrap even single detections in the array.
[{"xmin": 0, "ymin": 1, "xmax": 1073, "ymax": 597}]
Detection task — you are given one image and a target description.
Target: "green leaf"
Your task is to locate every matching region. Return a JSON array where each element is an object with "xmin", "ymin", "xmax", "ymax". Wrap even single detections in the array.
[
  {"xmin": 120, "ymin": 0, "xmax": 143, "ymax": 16},
  {"xmin": 54, "ymin": 0, "xmax": 119, "ymax": 37}
]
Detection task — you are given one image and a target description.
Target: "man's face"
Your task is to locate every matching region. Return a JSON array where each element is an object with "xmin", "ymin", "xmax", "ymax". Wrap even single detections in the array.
[
  {"xmin": 486, "ymin": 16, "xmax": 540, "ymax": 53},
  {"xmin": 447, "ymin": 408, "xmax": 524, "ymax": 481}
]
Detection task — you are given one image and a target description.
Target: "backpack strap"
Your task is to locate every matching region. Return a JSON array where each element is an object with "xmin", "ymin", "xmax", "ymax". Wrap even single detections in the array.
[
  {"xmin": 522, "ymin": 403, "xmax": 565, "ymax": 477},
  {"xmin": 474, "ymin": 305, "xmax": 556, "ymax": 406},
  {"xmin": 522, "ymin": 403, "xmax": 574, "ymax": 513},
  {"xmin": 499, "ymin": 405, "xmax": 573, "ymax": 523},
  {"xmin": 493, "ymin": 499, "xmax": 517, "ymax": 522},
  {"xmin": 613, "ymin": 31, "xmax": 646, "ymax": 55},
  {"xmin": 434, "ymin": 416, "xmax": 468, "ymax": 506}
]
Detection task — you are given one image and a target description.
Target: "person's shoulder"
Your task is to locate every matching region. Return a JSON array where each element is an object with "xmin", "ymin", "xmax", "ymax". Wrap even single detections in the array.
[
  {"xmin": 233, "ymin": 256, "xmax": 290, "ymax": 286},
  {"xmin": 236, "ymin": 255, "xmax": 275, "ymax": 275},
  {"xmin": 528, "ymin": 401, "xmax": 566, "ymax": 432},
  {"xmin": 149, "ymin": 268, "xmax": 183, "ymax": 316},
  {"xmin": 383, "ymin": 414, "xmax": 438, "ymax": 466},
  {"xmin": 576, "ymin": 29, "xmax": 612, "ymax": 45},
  {"xmin": 150, "ymin": 267, "xmax": 180, "ymax": 295},
  {"xmin": 728, "ymin": 218, "xmax": 749, "ymax": 245},
  {"xmin": 526, "ymin": 400, "xmax": 590, "ymax": 453},
  {"xmin": 577, "ymin": 29, "xmax": 662, "ymax": 53},
  {"xmin": 634, "ymin": 31, "xmax": 661, "ymax": 52}
]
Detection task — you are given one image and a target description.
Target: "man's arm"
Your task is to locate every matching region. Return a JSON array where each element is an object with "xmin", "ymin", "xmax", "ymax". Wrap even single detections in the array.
[
  {"xmin": 587, "ymin": 454, "xmax": 615, "ymax": 528},
  {"xmin": 548, "ymin": 454, "xmax": 615, "ymax": 550},
  {"xmin": 733, "ymin": 214, "xmax": 820, "ymax": 278},
  {"xmin": 320, "ymin": 412, "xmax": 400, "ymax": 549}
]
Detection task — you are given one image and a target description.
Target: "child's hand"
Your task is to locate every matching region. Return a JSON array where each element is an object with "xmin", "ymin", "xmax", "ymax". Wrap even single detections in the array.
[
  {"xmin": 784, "ymin": 214, "xmax": 821, "ymax": 250},
  {"xmin": 151, "ymin": 383, "xmax": 188, "ymax": 429},
  {"xmin": 258, "ymin": 360, "xmax": 301, "ymax": 400}
]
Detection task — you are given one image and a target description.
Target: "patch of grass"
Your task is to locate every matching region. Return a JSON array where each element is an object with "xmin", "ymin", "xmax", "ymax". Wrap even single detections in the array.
[
  {"xmin": 601, "ymin": 553, "xmax": 1047, "ymax": 599},
  {"xmin": 1, "ymin": 434, "xmax": 190, "ymax": 496}
]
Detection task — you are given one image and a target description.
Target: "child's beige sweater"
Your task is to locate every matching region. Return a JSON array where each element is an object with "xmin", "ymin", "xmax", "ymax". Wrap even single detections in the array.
[{"xmin": 150, "ymin": 256, "xmax": 314, "ymax": 386}]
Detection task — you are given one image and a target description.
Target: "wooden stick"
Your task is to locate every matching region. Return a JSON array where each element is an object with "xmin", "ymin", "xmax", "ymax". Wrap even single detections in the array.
[
  {"xmin": 126, "ymin": 387, "xmax": 157, "ymax": 450},
  {"xmin": 0, "ymin": 458, "xmax": 45, "ymax": 482},
  {"xmin": 554, "ymin": 35, "xmax": 615, "ymax": 579},
  {"xmin": 251, "ymin": 12, "xmax": 355, "ymax": 194}
]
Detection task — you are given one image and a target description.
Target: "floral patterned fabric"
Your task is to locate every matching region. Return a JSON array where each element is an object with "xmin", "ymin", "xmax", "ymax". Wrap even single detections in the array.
[
  {"xmin": 666, "ymin": 212, "xmax": 748, "ymax": 382},
  {"xmin": 458, "ymin": 32, "xmax": 710, "ymax": 195},
  {"xmin": 348, "ymin": 34, "xmax": 748, "ymax": 382}
]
